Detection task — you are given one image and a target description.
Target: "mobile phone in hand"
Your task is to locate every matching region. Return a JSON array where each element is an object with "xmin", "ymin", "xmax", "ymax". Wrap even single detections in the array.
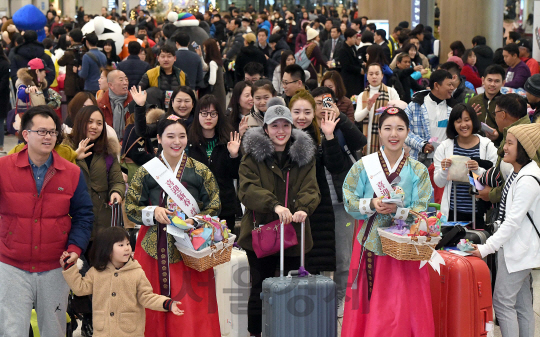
[
  {"xmin": 322, "ymin": 93, "xmax": 333, "ymax": 108},
  {"xmin": 481, "ymin": 122, "xmax": 494, "ymax": 134}
]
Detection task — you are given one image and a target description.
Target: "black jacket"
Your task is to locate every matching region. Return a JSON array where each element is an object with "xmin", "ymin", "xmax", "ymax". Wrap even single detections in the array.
[
  {"xmin": 303, "ymin": 125, "xmax": 343, "ymax": 273},
  {"xmin": 393, "ymin": 67, "xmax": 425, "ymax": 103},
  {"xmin": 335, "ymin": 44, "xmax": 363, "ymax": 96},
  {"xmin": 121, "ymin": 123, "xmax": 155, "ymax": 166},
  {"xmin": 326, "ymin": 111, "xmax": 367, "ymax": 202},
  {"xmin": 213, "ymin": 20, "xmax": 227, "ymax": 43},
  {"xmin": 117, "ymin": 55, "xmax": 151, "ymax": 91},
  {"xmin": 0, "ymin": 57, "xmax": 10, "ymax": 119},
  {"xmin": 267, "ymin": 39, "xmax": 290, "ymax": 80},
  {"xmin": 10, "ymin": 42, "xmax": 55, "ymax": 87},
  {"xmin": 187, "ymin": 141, "xmax": 240, "ymax": 219},
  {"xmin": 473, "ymin": 44, "xmax": 494, "ymax": 78},
  {"xmin": 234, "ymin": 44, "xmax": 268, "ymax": 82}
]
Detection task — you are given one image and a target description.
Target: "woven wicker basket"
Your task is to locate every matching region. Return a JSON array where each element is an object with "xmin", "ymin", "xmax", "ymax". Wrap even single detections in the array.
[
  {"xmin": 377, "ymin": 210, "xmax": 441, "ymax": 261},
  {"xmin": 176, "ymin": 233, "xmax": 236, "ymax": 272}
]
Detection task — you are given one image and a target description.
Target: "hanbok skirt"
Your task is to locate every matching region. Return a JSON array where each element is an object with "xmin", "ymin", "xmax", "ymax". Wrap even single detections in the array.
[
  {"xmin": 134, "ymin": 225, "xmax": 221, "ymax": 337},
  {"xmin": 341, "ymin": 220, "xmax": 435, "ymax": 337}
]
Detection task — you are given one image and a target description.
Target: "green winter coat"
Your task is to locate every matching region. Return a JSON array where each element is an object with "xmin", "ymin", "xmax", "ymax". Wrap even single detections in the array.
[
  {"xmin": 238, "ymin": 127, "xmax": 321, "ymax": 256},
  {"xmin": 468, "ymin": 93, "xmax": 503, "ymax": 147},
  {"xmin": 65, "ymin": 137, "xmax": 125, "ymax": 239}
]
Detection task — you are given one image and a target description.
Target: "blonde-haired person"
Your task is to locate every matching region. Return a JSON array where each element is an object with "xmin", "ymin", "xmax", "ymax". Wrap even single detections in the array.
[{"xmin": 471, "ymin": 123, "xmax": 540, "ymax": 337}]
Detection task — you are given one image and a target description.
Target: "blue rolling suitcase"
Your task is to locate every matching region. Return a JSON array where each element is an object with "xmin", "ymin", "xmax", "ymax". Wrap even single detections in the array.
[{"xmin": 261, "ymin": 222, "xmax": 337, "ymax": 337}]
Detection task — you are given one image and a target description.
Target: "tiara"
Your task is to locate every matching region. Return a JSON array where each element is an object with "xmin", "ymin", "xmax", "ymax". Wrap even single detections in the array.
[
  {"xmin": 387, "ymin": 107, "xmax": 399, "ymax": 114},
  {"xmin": 167, "ymin": 115, "xmax": 180, "ymax": 121}
]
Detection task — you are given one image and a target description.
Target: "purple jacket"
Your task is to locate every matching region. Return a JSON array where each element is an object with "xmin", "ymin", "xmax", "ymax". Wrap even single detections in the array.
[
  {"xmin": 505, "ymin": 61, "xmax": 531, "ymax": 89},
  {"xmin": 296, "ymin": 31, "xmax": 307, "ymax": 53}
]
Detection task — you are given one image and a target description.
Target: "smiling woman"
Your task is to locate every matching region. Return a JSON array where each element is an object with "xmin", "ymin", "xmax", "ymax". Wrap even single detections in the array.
[
  {"xmin": 342, "ymin": 107, "xmax": 435, "ymax": 337},
  {"xmin": 238, "ymin": 100, "xmax": 320, "ymax": 336},
  {"xmin": 433, "ymin": 104, "xmax": 498, "ymax": 226}
]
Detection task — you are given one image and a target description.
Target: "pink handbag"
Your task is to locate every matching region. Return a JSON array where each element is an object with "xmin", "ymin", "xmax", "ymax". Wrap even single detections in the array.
[{"xmin": 251, "ymin": 171, "xmax": 298, "ymax": 258}]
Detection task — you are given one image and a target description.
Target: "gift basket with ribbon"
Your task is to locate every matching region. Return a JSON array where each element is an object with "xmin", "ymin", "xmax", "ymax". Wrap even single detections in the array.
[
  {"xmin": 173, "ymin": 214, "xmax": 236, "ymax": 272},
  {"xmin": 378, "ymin": 210, "xmax": 443, "ymax": 261}
]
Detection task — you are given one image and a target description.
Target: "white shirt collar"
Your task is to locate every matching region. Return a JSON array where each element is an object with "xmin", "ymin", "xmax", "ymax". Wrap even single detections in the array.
[
  {"xmin": 380, "ymin": 147, "xmax": 405, "ymax": 174},
  {"xmin": 177, "ymin": 47, "xmax": 189, "ymax": 51}
]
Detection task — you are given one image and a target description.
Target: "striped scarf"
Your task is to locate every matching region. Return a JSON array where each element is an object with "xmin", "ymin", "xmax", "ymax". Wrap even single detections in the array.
[{"xmin": 361, "ymin": 84, "xmax": 390, "ymax": 154}]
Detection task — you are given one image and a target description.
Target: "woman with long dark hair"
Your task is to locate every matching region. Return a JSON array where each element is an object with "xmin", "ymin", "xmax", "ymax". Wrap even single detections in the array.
[
  {"xmin": 65, "ymin": 105, "xmax": 124, "ymax": 241},
  {"xmin": 227, "ymin": 81, "xmax": 253, "ymax": 137},
  {"xmin": 200, "ymin": 38, "xmax": 226, "ymax": 110},
  {"xmin": 364, "ymin": 44, "xmax": 394, "ymax": 85},
  {"xmin": 187, "ymin": 94, "xmax": 241, "ymax": 226},
  {"xmin": 273, "ymin": 50, "xmax": 295, "ymax": 94},
  {"xmin": 102, "ymin": 39, "xmax": 120, "ymax": 66},
  {"xmin": 131, "ymin": 85, "xmax": 197, "ymax": 139},
  {"xmin": 321, "ymin": 70, "xmax": 354, "ymax": 122}
]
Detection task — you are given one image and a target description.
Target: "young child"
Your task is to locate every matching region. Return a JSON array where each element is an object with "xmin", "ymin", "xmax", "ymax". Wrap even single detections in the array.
[{"xmin": 60, "ymin": 227, "xmax": 183, "ymax": 337}]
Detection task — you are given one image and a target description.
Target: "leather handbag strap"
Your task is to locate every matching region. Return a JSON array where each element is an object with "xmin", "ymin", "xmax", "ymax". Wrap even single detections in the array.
[{"xmin": 121, "ymin": 127, "xmax": 143, "ymax": 161}]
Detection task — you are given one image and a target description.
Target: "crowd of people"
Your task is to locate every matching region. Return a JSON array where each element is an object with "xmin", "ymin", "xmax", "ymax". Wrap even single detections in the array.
[{"xmin": 0, "ymin": 2, "xmax": 538, "ymax": 337}]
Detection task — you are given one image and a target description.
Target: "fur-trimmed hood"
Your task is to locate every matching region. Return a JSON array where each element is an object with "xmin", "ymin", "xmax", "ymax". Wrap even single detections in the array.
[
  {"xmin": 242, "ymin": 126, "xmax": 316, "ymax": 167},
  {"xmin": 146, "ymin": 108, "xmax": 165, "ymax": 124},
  {"xmin": 16, "ymin": 67, "xmax": 47, "ymax": 88}
]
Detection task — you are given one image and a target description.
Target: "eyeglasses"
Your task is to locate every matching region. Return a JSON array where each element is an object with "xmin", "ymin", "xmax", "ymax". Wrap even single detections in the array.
[
  {"xmin": 200, "ymin": 111, "xmax": 218, "ymax": 118},
  {"xmin": 282, "ymin": 79, "xmax": 299, "ymax": 86},
  {"xmin": 27, "ymin": 129, "xmax": 59, "ymax": 137},
  {"xmin": 494, "ymin": 110, "xmax": 504, "ymax": 114}
]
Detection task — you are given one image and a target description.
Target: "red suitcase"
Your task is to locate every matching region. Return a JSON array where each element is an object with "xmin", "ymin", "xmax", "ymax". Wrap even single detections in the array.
[{"xmin": 429, "ymin": 251, "xmax": 494, "ymax": 337}]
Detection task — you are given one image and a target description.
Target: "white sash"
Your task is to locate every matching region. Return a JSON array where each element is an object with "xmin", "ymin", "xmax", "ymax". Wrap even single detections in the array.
[
  {"xmin": 362, "ymin": 152, "xmax": 393, "ymax": 198},
  {"xmin": 143, "ymin": 156, "xmax": 201, "ymax": 217}
]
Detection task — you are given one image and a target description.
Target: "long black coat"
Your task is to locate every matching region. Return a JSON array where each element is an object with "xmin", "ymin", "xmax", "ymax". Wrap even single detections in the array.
[
  {"xmin": 0, "ymin": 58, "xmax": 11, "ymax": 119},
  {"xmin": 336, "ymin": 44, "xmax": 364, "ymax": 96},
  {"xmin": 303, "ymin": 126, "xmax": 340, "ymax": 273},
  {"xmin": 187, "ymin": 141, "xmax": 240, "ymax": 221}
]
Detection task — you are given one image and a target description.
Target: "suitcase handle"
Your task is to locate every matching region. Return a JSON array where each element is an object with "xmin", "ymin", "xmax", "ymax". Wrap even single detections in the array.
[{"xmin": 280, "ymin": 221, "xmax": 305, "ymax": 278}]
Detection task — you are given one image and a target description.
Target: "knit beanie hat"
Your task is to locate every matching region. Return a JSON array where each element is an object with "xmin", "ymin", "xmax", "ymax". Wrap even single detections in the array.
[
  {"xmin": 524, "ymin": 74, "xmax": 540, "ymax": 97},
  {"xmin": 306, "ymin": 27, "xmax": 319, "ymax": 41},
  {"xmin": 508, "ymin": 123, "xmax": 540, "ymax": 159}
]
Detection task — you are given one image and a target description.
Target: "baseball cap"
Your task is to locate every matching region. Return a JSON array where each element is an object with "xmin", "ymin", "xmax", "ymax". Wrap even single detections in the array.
[
  {"xmin": 28, "ymin": 58, "xmax": 52, "ymax": 72},
  {"xmin": 264, "ymin": 99, "xmax": 293, "ymax": 125},
  {"xmin": 516, "ymin": 39, "xmax": 531, "ymax": 51}
]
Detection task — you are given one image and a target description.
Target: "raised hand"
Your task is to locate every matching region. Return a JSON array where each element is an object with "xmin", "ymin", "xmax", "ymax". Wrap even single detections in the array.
[
  {"xmin": 227, "ymin": 131, "xmax": 241, "ymax": 158},
  {"xmin": 130, "ymin": 86, "xmax": 147, "ymax": 107},
  {"xmin": 76, "ymin": 138, "xmax": 94, "ymax": 160},
  {"xmin": 320, "ymin": 110, "xmax": 340, "ymax": 140},
  {"xmin": 239, "ymin": 116, "xmax": 249, "ymax": 137}
]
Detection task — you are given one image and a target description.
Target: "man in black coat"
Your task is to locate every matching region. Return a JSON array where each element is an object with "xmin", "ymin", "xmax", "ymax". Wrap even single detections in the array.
[
  {"xmin": 9, "ymin": 30, "xmax": 55, "ymax": 87},
  {"xmin": 234, "ymin": 33, "xmax": 267, "ymax": 82},
  {"xmin": 173, "ymin": 32, "xmax": 204, "ymax": 90},
  {"xmin": 472, "ymin": 35, "xmax": 494, "ymax": 77},
  {"xmin": 335, "ymin": 28, "xmax": 363, "ymax": 96},
  {"xmin": 117, "ymin": 41, "xmax": 151, "ymax": 91},
  {"xmin": 266, "ymin": 34, "xmax": 290, "ymax": 81},
  {"xmin": 393, "ymin": 53, "xmax": 426, "ymax": 103}
]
